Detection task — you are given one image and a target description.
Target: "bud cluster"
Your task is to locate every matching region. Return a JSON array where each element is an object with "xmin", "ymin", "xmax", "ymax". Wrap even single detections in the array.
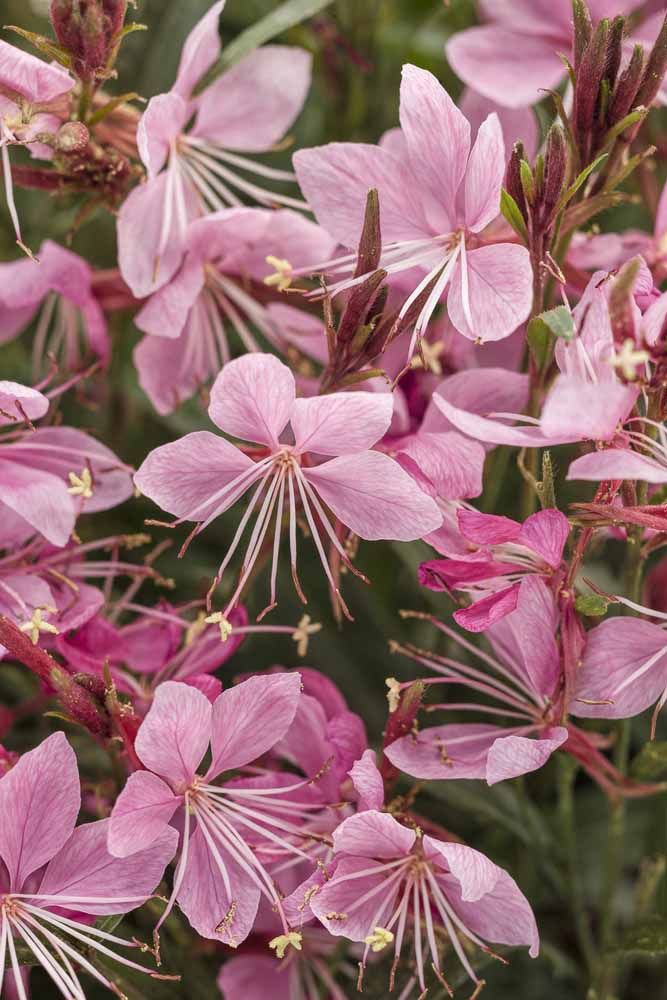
[{"xmin": 50, "ymin": 0, "xmax": 128, "ymax": 83}]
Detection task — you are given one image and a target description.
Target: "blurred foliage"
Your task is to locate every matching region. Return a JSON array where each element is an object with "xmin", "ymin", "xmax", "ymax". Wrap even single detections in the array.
[{"xmin": 1, "ymin": 1, "xmax": 667, "ymax": 998}]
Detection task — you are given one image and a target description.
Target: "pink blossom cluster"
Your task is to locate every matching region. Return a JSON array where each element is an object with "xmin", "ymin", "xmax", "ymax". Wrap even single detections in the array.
[{"xmin": 1, "ymin": 0, "xmax": 667, "ymax": 998}]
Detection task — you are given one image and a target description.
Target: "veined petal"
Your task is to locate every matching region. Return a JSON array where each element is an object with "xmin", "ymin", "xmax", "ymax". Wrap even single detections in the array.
[
  {"xmin": 384, "ymin": 724, "xmax": 503, "ymax": 780},
  {"xmin": 108, "ymin": 771, "xmax": 182, "ymax": 858},
  {"xmin": 0, "ymin": 382, "xmax": 48, "ymax": 426},
  {"xmin": 454, "ymin": 584, "xmax": 522, "ymax": 632},
  {"xmin": 485, "ymin": 728, "xmax": 568, "ymax": 784},
  {"xmin": 448, "ymin": 244, "xmax": 533, "ymax": 343},
  {"xmin": 332, "ymin": 810, "xmax": 414, "ymax": 858},
  {"xmin": 0, "ymin": 459, "xmax": 75, "ymax": 546},
  {"xmin": 464, "ymin": 113, "xmax": 505, "ymax": 232},
  {"xmin": 540, "ymin": 376, "xmax": 638, "ymax": 442},
  {"xmin": 138, "ymin": 92, "xmax": 189, "ymax": 178},
  {"xmin": 135, "ymin": 681, "xmax": 212, "ymax": 786},
  {"xmin": 310, "ymin": 856, "xmax": 400, "ymax": 941},
  {"xmin": 135, "ymin": 256, "xmax": 205, "ymax": 340},
  {"xmin": 173, "ymin": 0, "xmax": 226, "ymax": 99},
  {"xmin": 0, "ymin": 39, "xmax": 74, "ymax": 103},
  {"xmin": 567, "ymin": 448, "xmax": 667, "ymax": 484},
  {"xmin": 208, "ymin": 353, "xmax": 295, "ymax": 448},
  {"xmin": 291, "ymin": 392, "xmax": 393, "ymax": 456},
  {"xmin": 349, "ymin": 750, "xmax": 385, "ymax": 812},
  {"xmin": 424, "ymin": 840, "xmax": 500, "ymax": 901}
]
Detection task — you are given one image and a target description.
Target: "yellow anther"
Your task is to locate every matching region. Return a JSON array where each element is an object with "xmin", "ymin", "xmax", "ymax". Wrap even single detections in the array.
[
  {"xmin": 19, "ymin": 607, "xmax": 59, "ymax": 645},
  {"xmin": 611, "ymin": 339, "xmax": 650, "ymax": 380},
  {"xmin": 67, "ymin": 468, "xmax": 93, "ymax": 499},
  {"xmin": 386, "ymin": 677, "xmax": 401, "ymax": 713},
  {"xmin": 364, "ymin": 927, "xmax": 394, "ymax": 952},
  {"xmin": 204, "ymin": 611, "xmax": 233, "ymax": 642},
  {"xmin": 269, "ymin": 932, "xmax": 302, "ymax": 959},
  {"xmin": 264, "ymin": 255, "xmax": 293, "ymax": 292},
  {"xmin": 410, "ymin": 340, "xmax": 445, "ymax": 374},
  {"xmin": 185, "ymin": 611, "xmax": 208, "ymax": 647},
  {"xmin": 292, "ymin": 614, "xmax": 322, "ymax": 657}
]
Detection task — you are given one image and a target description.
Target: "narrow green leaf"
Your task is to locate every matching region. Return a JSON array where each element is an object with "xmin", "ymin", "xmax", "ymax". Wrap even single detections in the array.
[
  {"xmin": 195, "ymin": 0, "xmax": 335, "ymax": 92},
  {"xmin": 560, "ymin": 190, "xmax": 627, "ymax": 235},
  {"xmin": 5, "ymin": 26, "xmax": 71, "ymax": 67},
  {"xmin": 527, "ymin": 317, "xmax": 551, "ymax": 372},
  {"xmin": 602, "ymin": 106, "xmax": 647, "ymax": 148},
  {"xmin": 519, "ymin": 159, "xmax": 536, "ymax": 205},
  {"xmin": 500, "ymin": 188, "xmax": 528, "ymax": 242},
  {"xmin": 555, "ymin": 153, "xmax": 608, "ymax": 214}
]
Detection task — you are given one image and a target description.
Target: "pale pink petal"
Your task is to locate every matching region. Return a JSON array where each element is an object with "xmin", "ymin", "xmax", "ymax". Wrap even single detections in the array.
[
  {"xmin": 431, "ymin": 393, "xmax": 578, "ymax": 447},
  {"xmin": 265, "ymin": 303, "xmax": 329, "ymax": 364},
  {"xmin": 464, "ymin": 113, "xmax": 505, "ymax": 232},
  {"xmin": 134, "ymin": 432, "xmax": 254, "ymax": 520},
  {"xmin": 208, "ymin": 353, "xmax": 295, "ymax": 447},
  {"xmin": 423, "ymin": 367, "xmax": 530, "ymax": 436},
  {"xmin": 349, "ymin": 750, "xmax": 385, "ymax": 811},
  {"xmin": 457, "ymin": 509, "xmax": 520, "ymax": 546},
  {"xmin": 460, "ymin": 88, "xmax": 539, "ymax": 158},
  {"xmin": 477, "ymin": 0, "xmax": 572, "ymax": 33},
  {"xmin": 208, "ymin": 672, "xmax": 302, "ymax": 778},
  {"xmin": 53, "ymin": 581, "xmax": 104, "ymax": 634},
  {"xmin": 173, "ymin": 0, "xmax": 226, "ymax": 99},
  {"xmin": 396, "ymin": 431, "xmax": 485, "ymax": 500},
  {"xmin": 384, "ymin": 724, "xmax": 504, "ymax": 780},
  {"xmin": 448, "ymin": 244, "xmax": 533, "ymax": 343},
  {"xmin": 256, "ymin": 210, "xmax": 337, "ymax": 273},
  {"xmin": 292, "ymin": 392, "xmax": 392, "ymax": 456},
  {"xmin": 485, "ymin": 728, "xmax": 569, "ymax": 784},
  {"xmin": 0, "ymin": 40, "xmax": 74, "ymax": 103},
  {"xmin": 333, "ymin": 810, "xmax": 415, "ymax": 858},
  {"xmin": 135, "ymin": 681, "xmax": 212, "ymax": 785},
  {"xmin": 310, "ymin": 856, "xmax": 400, "ymax": 940},
  {"xmin": 177, "ymin": 826, "xmax": 260, "ymax": 944},
  {"xmin": 304, "ymin": 450, "xmax": 442, "ymax": 541},
  {"xmin": 293, "ymin": 143, "xmax": 430, "ymax": 248},
  {"xmin": 399, "ymin": 64, "xmax": 469, "ymax": 231},
  {"xmin": 39, "ymin": 819, "xmax": 177, "ymax": 914},
  {"xmin": 567, "ymin": 447, "xmax": 667, "ymax": 484},
  {"xmin": 184, "ymin": 673, "xmax": 223, "ymax": 701},
  {"xmin": 446, "ymin": 27, "xmax": 565, "ymax": 108},
  {"xmin": 424, "ymin": 840, "xmax": 500, "ymax": 901},
  {"xmin": 0, "ymin": 732, "xmax": 80, "ymax": 888},
  {"xmin": 0, "ymin": 382, "xmax": 48, "ymax": 426},
  {"xmin": 134, "ymin": 327, "xmax": 210, "ymax": 415},
  {"xmin": 193, "ymin": 46, "xmax": 312, "ymax": 150},
  {"xmin": 517, "ymin": 508, "xmax": 570, "ymax": 567},
  {"xmin": 486, "ymin": 577, "xmax": 560, "ymax": 699},
  {"xmin": 655, "ymin": 178, "xmax": 667, "ymax": 239},
  {"xmin": 0, "ymin": 459, "xmax": 74, "ymax": 546},
  {"xmin": 540, "ymin": 376, "xmax": 638, "ymax": 442},
  {"xmin": 137, "ymin": 92, "xmax": 189, "ymax": 178},
  {"xmin": 108, "ymin": 771, "xmax": 182, "ymax": 858},
  {"xmin": 454, "ymin": 584, "xmax": 522, "ymax": 632},
  {"xmin": 135, "ymin": 257, "xmax": 205, "ymax": 339},
  {"xmin": 642, "ymin": 291, "xmax": 667, "ymax": 346},
  {"xmin": 218, "ymin": 955, "xmax": 293, "ymax": 1000},
  {"xmin": 573, "ymin": 618, "xmax": 667, "ymax": 719},
  {"xmin": 441, "ymin": 864, "xmax": 539, "ymax": 957}
]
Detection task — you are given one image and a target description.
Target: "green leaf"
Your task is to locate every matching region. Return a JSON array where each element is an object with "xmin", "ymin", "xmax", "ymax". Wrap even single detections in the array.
[
  {"xmin": 615, "ymin": 917, "xmax": 667, "ymax": 955},
  {"xmin": 500, "ymin": 188, "xmax": 528, "ymax": 242},
  {"xmin": 575, "ymin": 594, "xmax": 609, "ymax": 617},
  {"xmin": 560, "ymin": 190, "xmax": 628, "ymax": 235},
  {"xmin": 195, "ymin": 0, "xmax": 335, "ymax": 92},
  {"xmin": 555, "ymin": 153, "xmax": 608, "ymax": 214},
  {"xmin": 5, "ymin": 26, "xmax": 71, "ymax": 67},
  {"xmin": 527, "ymin": 317, "xmax": 551, "ymax": 372},
  {"xmin": 519, "ymin": 159, "xmax": 535, "ymax": 205},
  {"xmin": 530, "ymin": 305, "xmax": 575, "ymax": 346},
  {"xmin": 630, "ymin": 741, "xmax": 667, "ymax": 781}
]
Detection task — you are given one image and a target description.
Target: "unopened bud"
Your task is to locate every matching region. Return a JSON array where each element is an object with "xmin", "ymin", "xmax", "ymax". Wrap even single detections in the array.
[
  {"xmin": 574, "ymin": 17, "xmax": 610, "ymax": 142},
  {"xmin": 542, "ymin": 124, "xmax": 568, "ymax": 220},
  {"xmin": 635, "ymin": 14, "xmax": 667, "ymax": 112},
  {"xmin": 50, "ymin": 0, "xmax": 128, "ymax": 80},
  {"xmin": 505, "ymin": 142, "xmax": 528, "ymax": 221},
  {"xmin": 573, "ymin": 0, "xmax": 593, "ymax": 73},
  {"xmin": 610, "ymin": 44, "xmax": 645, "ymax": 123},
  {"xmin": 56, "ymin": 121, "xmax": 90, "ymax": 154}
]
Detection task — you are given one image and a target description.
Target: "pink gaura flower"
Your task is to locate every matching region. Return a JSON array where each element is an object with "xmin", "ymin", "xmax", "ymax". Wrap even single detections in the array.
[
  {"xmin": 0, "ymin": 240, "xmax": 109, "ymax": 376},
  {"xmin": 133, "ymin": 207, "xmax": 335, "ymax": 414},
  {"xmin": 294, "ymin": 64, "xmax": 533, "ymax": 353},
  {"xmin": 118, "ymin": 0, "xmax": 312, "ymax": 297},
  {"xmin": 0, "ymin": 382, "xmax": 133, "ymax": 547},
  {"xmin": 134, "ymin": 354, "xmax": 442, "ymax": 619},
  {"xmin": 419, "ymin": 507, "xmax": 570, "ymax": 632},
  {"xmin": 107, "ymin": 674, "xmax": 340, "ymax": 951},
  {"xmin": 286, "ymin": 753, "xmax": 538, "ymax": 997},
  {"xmin": 0, "ymin": 732, "xmax": 177, "ymax": 997},
  {"xmin": 446, "ymin": 0, "xmax": 664, "ymax": 110}
]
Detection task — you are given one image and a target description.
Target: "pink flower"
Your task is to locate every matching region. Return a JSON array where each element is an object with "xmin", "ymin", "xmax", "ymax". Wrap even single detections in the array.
[
  {"xmin": 385, "ymin": 578, "xmax": 570, "ymax": 783},
  {"xmin": 294, "ymin": 64, "xmax": 533, "ymax": 352},
  {"xmin": 419, "ymin": 507, "xmax": 570, "ymax": 632},
  {"xmin": 446, "ymin": 1, "xmax": 664, "ymax": 110},
  {"xmin": 133, "ymin": 208, "xmax": 335, "ymax": 414},
  {"xmin": 0, "ymin": 240, "xmax": 109, "ymax": 375},
  {"xmin": 0, "ymin": 381, "xmax": 133, "ymax": 547},
  {"xmin": 286, "ymin": 753, "xmax": 538, "ymax": 996},
  {"xmin": 107, "ymin": 675, "xmax": 339, "ymax": 950},
  {"xmin": 134, "ymin": 354, "xmax": 442, "ymax": 618},
  {"xmin": 0, "ymin": 731, "xmax": 177, "ymax": 997},
  {"xmin": 117, "ymin": 0, "xmax": 312, "ymax": 297}
]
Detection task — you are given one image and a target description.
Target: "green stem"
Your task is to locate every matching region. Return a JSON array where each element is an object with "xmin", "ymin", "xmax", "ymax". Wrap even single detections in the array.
[{"xmin": 558, "ymin": 756, "xmax": 597, "ymax": 977}]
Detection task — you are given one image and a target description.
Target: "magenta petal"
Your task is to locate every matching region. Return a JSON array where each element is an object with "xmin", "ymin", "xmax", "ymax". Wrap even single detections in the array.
[
  {"xmin": 291, "ymin": 392, "xmax": 393, "ymax": 456},
  {"xmin": 108, "ymin": 771, "xmax": 182, "ymax": 858},
  {"xmin": 39, "ymin": 819, "xmax": 177, "ymax": 915},
  {"xmin": 0, "ymin": 459, "xmax": 74, "ymax": 546},
  {"xmin": 448, "ymin": 244, "xmax": 533, "ymax": 343},
  {"xmin": 332, "ymin": 810, "xmax": 415, "ymax": 858},
  {"xmin": 517, "ymin": 508, "xmax": 570, "ymax": 567},
  {"xmin": 0, "ymin": 382, "xmax": 48, "ymax": 426},
  {"xmin": 486, "ymin": 577, "xmax": 560, "ymax": 699},
  {"xmin": 208, "ymin": 672, "xmax": 302, "ymax": 778},
  {"xmin": 173, "ymin": 0, "xmax": 226, "ymax": 98},
  {"xmin": 0, "ymin": 732, "xmax": 80, "ymax": 889},
  {"xmin": 458, "ymin": 509, "xmax": 520, "ymax": 545},
  {"xmin": 304, "ymin": 451, "xmax": 443, "ymax": 541},
  {"xmin": 208, "ymin": 353, "xmax": 295, "ymax": 447},
  {"xmin": 567, "ymin": 447, "xmax": 667, "ymax": 484},
  {"xmin": 454, "ymin": 584, "xmax": 522, "ymax": 632},
  {"xmin": 485, "ymin": 728, "xmax": 569, "ymax": 784},
  {"xmin": 384, "ymin": 724, "xmax": 502, "ymax": 780},
  {"xmin": 218, "ymin": 954, "xmax": 293, "ymax": 1000},
  {"xmin": 349, "ymin": 750, "xmax": 385, "ymax": 811},
  {"xmin": 136, "ymin": 681, "xmax": 212, "ymax": 786}
]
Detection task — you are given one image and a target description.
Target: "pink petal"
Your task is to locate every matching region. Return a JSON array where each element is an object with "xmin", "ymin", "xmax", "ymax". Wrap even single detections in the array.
[
  {"xmin": 193, "ymin": 46, "xmax": 312, "ymax": 151},
  {"xmin": 642, "ymin": 291, "xmax": 667, "ymax": 347},
  {"xmin": 266, "ymin": 303, "xmax": 329, "ymax": 364},
  {"xmin": 310, "ymin": 855, "xmax": 400, "ymax": 940},
  {"xmin": 454, "ymin": 584, "xmax": 522, "ymax": 632},
  {"xmin": 173, "ymin": 0, "xmax": 226, "ymax": 99},
  {"xmin": 486, "ymin": 577, "xmax": 560, "ymax": 699},
  {"xmin": 218, "ymin": 955, "xmax": 293, "ymax": 1000},
  {"xmin": 655, "ymin": 177, "xmax": 667, "ymax": 239},
  {"xmin": 135, "ymin": 256, "xmax": 205, "ymax": 340},
  {"xmin": 208, "ymin": 672, "xmax": 302, "ymax": 778},
  {"xmin": 460, "ymin": 88, "xmax": 539, "ymax": 158},
  {"xmin": 431, "ymin": 393, "xmax": 577, "ymax": 447},
  {"xmin": 137, "ymin": 92, "xmax": 189, "ymax": 178},
  {"xmin": 0, "ymin": 382, "xmax": 48, "ymax": 426},
  {"xmin": 332, "ymin": 810, "xmax": 415, "ymax": 858},
  {"xmin": 304, "ymin": 450, "xmax": 442, "ymax": 541},
  {"xmin": 567, "ymin": 447, "xmax": 667, "ymax": 484},
  {"xmin": 541, "ymin": 376, "xmax": 638, "ymax": 442},
  {"xmin": 134, "ymin": 327, "xmax": 210, "ymax": 415},
  {"xmin": 573, "ymin": 617, "xmax": 667, "ymax": 719},
  {"xmin": 396, "ymin": 431, "xmax": 485, "ymax": 500},
  {"xmin": 0, "ymin": 732, "xmax": 80, "ymax": 889},
  {"xmin": 464, "ymin": 113, "xmax": 505, "ymax": 232},
  {"xmin": 424, "ymin": 840, "xmax": 500, "ymax": 901},
  {"xmin": 134, "ymin": 431, "xmax": 254, "ymax": 520},
  {"xmin": 0, "ymin": 459, "xmax": 74, "ymax": 546},
  {"xmin": 448, "ymin": 244, "xmax": 533, "ymax": 343},
  {"xmin": 349, "ymin": 750, "xmax": 385, "ymax": 811},
  {"xmin": 423, "ymin": 367, "xmax": 530, "ymax": 436},
  {"xmin": 177, "ymin": 825, "xmax": 260, "ymax": 944},
  {"xmin": 39, "ymin": 819, "xmax": 177, "ymax": 914},
  {"xmin": 184, "ymin": 673, "xmax": 223, "ymax": 701},
  {"xmin": 108, "ymin": 771, "xmax": 182, "ymax": 858},
  {"xmin": 517, "ymin": 508, "xmax": 569, "ymax": 567},
  {"xmin": 293, "ymin": 143, "xmax": 430, "ymax": 248},
  {"xmin": 399, "ymin": 64, "xmax": 469, "ymax": 231},
  {"xmin": 457, "ymin": 509, "xmax": 520, "ymax": 546},
  {"xmin": 292, "ymin": 392, "xmax": 392, "ymax": 456},
  {"xmin": 0, "ymin": 40, "xmax": 74, "ymax": 103},
  {"xmin": 135, "ymin": 681, "xmax": 212, "ymax": 785},
  {"xmin": 384, "ymin": 724, "xmax": 503, "ymax": 780},
  {"xmin": 446, "ymin": 27, "xmax": 565, "ymax": 108},
  {"xmin": 208, "ymin": 353, "xmax": 295, "ymax": 447},
  {"xmin": 485, "ymin": 728, "xmax": 569, "ymax": 784}
]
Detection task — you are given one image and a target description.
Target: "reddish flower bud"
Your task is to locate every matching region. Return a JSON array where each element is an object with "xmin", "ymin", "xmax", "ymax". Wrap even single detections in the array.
[
  {"xmin": 55, "ymin": 120, "xmax": 90, "ymax": 153},
  {"xmin": 50, "ymin": 0, "xmax": 128, "ymax": 80},
  {"xmin": 542, "ymin": 124, "xmax": 568, "ymax": 222}
]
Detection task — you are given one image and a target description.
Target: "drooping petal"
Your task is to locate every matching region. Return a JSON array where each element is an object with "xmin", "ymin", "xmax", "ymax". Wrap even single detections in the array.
[
  {"xmin": 567, "ymin": 448, "xmax": 667, "ymax": 484},
  {"xmin": 454, "ymin": 583, "xmax": 522, "ymax": 632},
  {"xmin": 137, "ymin": 92, "xmax": 190, "ymax": 178},
  {"xmin": 39, "ymin": 819, "xmax": 178, "ymax": 914},
  {"xmin": 448, "ymin": 244, "xmax": 533, "ymax": 343},
  {"xmin": 396, "ymin": 431, "xmax": 485, "ymax": 500},
  {"xmin": 135, "ymin": 681, "xmax": 212, "ymax": 786},
  {"xmin": 291, "ymin": 392, "xmax": 393, "ymax": 456},
  {"xmin": 108, "ymin": 771, "xmax": 182, "ymax": 858},
  {"xmin": 173, "ymin": 0, "xmax": 226, "ymax": 99},
  {"xmin": 424, "ymin": 840, "xmax": 500, "ymax": 901},
  {"xmin": 192, "ymin": 46, "xmax": 312, "ymax": 151},
  {"xmin": 208, "ymin": 672, "xmax": 302, "ymax": 778},
  {"xmin": 304, "ymin": 451, "xmax": 443, "ymax": 541},
  {"xmin": 540, "ymin": 376, "xmax": 638, "ymax": 442},
  {"xmin": 485, "ymin": 728, "xmax": 569, "ymax": 784},
  {"xmin": 0, "ymin": 459, "xmax": 75, "ymax": 547},
  {"xmin": 384, "ymin": 724, "xmax": 503, "ymax": 780},
  {"xmin": 208, "ymin": 353, "xmax": 295, "ymax": 448},
  {"xmin": 0, "ymin": 732, "xmax": 80, "ymax": 889},
  {"xmin": 333, "ymin": 810, "xmax": 414, "ymax": 858},
  {"xmin": 0, "ymin": 39, "xmax": 74, "ymax": 103},
  {"xmin": 349, "ymin": 750, "xmax": 385, "ymax": 812},
  {"xmin": 134, "ymin": 431, "xmax": 255, "ymax": 521},
  {"xmin": 431, "ymin": 393, "xmax": 578, "ymax": 447},
  {"xmin": 517, "ymin": 509, "xmax": 570, "ymax": 567},
  {"xmin": 464, "ymin": 113, "xmax": 505, "ymax": 232},
  {"xmin": 135, "ymin": 256, "xmax": 206, "ymax": 340},
  {"xmin": 0, "ymin": 382, "xmax": 49, "ymax": 426}
]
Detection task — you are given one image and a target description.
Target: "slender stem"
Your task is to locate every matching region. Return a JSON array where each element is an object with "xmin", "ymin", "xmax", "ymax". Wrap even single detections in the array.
[{"xmin": 557, "ymin": 756, "xmax": 597, "ymax": 977}]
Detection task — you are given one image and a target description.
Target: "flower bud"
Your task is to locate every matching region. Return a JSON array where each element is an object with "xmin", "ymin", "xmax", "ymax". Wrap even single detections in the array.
[
  {"xmin": 55, "ymin": 120, "xmax": 90, "ymax": 154},
  {"xmin": 505, "ymin": 141, "xmax": 528, "ymax": 222},
  {"xmin": 635, "ymin": 13, "xmax": 667, "ymax": 111},
  {"xmin": 574, "ymin": 17, "xmax": 610, "ymax": 144},
  {"xmin": 609, "ymin": 44, "xmax": 645, "ymax": 123},
  {"xmin": 50, "ymin": 0, "xmax": 127, "ymax": 80},
  {"xmin": 542, "ymin": 124, "xmax": 568, "ymax": 221}
]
